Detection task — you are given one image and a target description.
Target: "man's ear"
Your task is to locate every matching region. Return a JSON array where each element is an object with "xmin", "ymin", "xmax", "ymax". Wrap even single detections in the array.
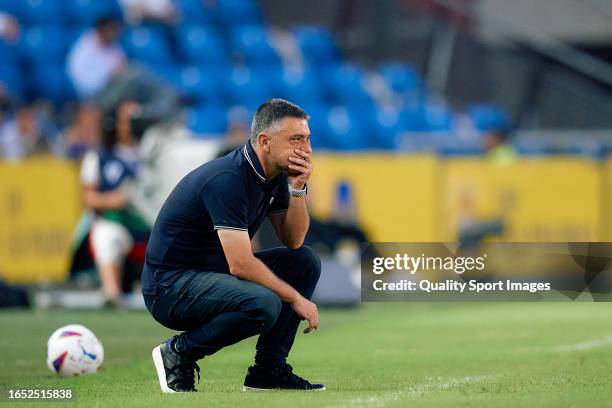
[{"xmin": 258, "ymin": 133, "xmax": 270, "ymax": 153}]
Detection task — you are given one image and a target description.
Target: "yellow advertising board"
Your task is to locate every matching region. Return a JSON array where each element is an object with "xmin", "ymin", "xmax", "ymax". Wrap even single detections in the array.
[
  {"xmin": 443, "ymin": 158, "xmax": 603, "ymax": 241},
  {"xmin": 310, "ymin": 154, "xmax": 441, "ymax": 242},
  {"xmin": 0, "ymin": 155, "xmax": 608, "ymax": 284},
  {"xmin": 0, "ymin": 158, "xmax": 81, "ymax": 283}
]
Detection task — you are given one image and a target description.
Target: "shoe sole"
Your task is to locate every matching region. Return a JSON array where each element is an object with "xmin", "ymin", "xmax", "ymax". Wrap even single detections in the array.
[
  {"xmin": 152, "ymin": 345, "xmax": 176, "ymax": 394},
  {"xmin": 242, "ymin": 385, "xmax": 326, "ymax": 392}
]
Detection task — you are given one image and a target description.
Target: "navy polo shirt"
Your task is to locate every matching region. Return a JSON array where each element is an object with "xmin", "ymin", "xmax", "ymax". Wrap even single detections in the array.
[{"xmin": 141, "ymin": 142, "xmax": 289, "ymax": 295}]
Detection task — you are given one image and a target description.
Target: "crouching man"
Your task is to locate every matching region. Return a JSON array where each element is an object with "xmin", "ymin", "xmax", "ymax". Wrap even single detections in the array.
[{"xmin": 142, "ymin": 99, "xmax": 324, "ymax": 392}]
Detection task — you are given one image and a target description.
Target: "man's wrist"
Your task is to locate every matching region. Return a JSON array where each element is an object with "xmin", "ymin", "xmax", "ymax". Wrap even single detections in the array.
[
  {"xmin": 289, "ymin": 180, "xmax": 306, "ymax": 189},
  {"xmin": 288, "ymin": 182, "xmax": 307, "ymax": 197},
  {"xmin": 288, "ymin": 292, "xmax": 303, "ymax": 304}
]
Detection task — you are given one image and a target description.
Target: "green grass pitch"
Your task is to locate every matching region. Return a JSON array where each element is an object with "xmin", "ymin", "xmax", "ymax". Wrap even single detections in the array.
[{"xmin": 1, "ymin": 302, "xmax": 611, "ymax": 407}]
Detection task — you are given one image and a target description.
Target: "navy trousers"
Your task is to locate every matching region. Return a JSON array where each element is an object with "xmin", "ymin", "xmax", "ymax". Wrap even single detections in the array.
[{"xmin": 144, "ymin": 246, "xmax": 321, "ymax": 363}]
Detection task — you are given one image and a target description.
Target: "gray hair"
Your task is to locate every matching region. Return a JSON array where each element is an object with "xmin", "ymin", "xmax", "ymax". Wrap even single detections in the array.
[{"xmin": 250, "ymin": 98, "xmax": 309, "ymax": 145}]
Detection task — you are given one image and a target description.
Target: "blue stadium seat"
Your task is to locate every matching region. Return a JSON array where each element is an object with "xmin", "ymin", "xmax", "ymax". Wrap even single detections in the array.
[
  {"xmin": 21, "ymin": 0, "xmax": 66, "ymax": 25},
  {"xmin": 303, "ymin": 104, "xmax": 331, "ymax": 149},
  {"xmin": 280, "ymin": 66, "xmax": 323, "ymax": 106},
  {"xmin": 400, "ymin": 104, "xmax": 426, "ymax": 132},
  {"xmin": 147, "ymin": 62, "xmax": 176, "ymax": 79},
  {"xmin": 231, "ymin": 25, "xmax": 280, "ymax": 66},
  {"xmin": 378, "ymin": 62, "xmax": 423, "ymax": 106},
  {"xmin": 325, "ymin": 105, "xmax": 368, "ymax": 150},
  {"xmin": 122, "ymin": 26, "xmax": 173, "ymax": 65},
  {"xmin": 66, "ymin": 26, "xmax": 89, "ymax": 49},
  {"xmin": 177, "ymin": 0, "xmax": 219, "ymax": 25},
  {"xmin": 151, "ymin": 63, "xmax": 228, "ymax": 106},
  {"xmin": 422, "ymin": 101, "xmax": 454, "ymax": 132},
  {"xmin": 226, "ymin": 66, "xmax": 274, "ymax": 106},
  {"xmin": 292, "ymin": 25, "xmax": 338, "ymax": 64},
  {"xmin": 0, "ymin": 0, "xmax": 21, "ymax": 18},
  {"xmin": 322, "ymin": 63, "xmax": 372, "ymax": 107},
  {"xmin": 148, "ymin": 63, "xmax": 181, "ymax": 98},
  {"xmin": 186, "ymin": 104, "xmax": 228, "ymax": 135},
  {"xmin": 398, "ymin": 101, "xmax": 455, "ymax": 133},
  {"xmin": 0, "ymin": 64, "xmax": 23, "ymax": 97},
  {"xmin": 368, "ymin": 106, "xmax": 408, "ymax": 149},
  {"xmin": 0, "ymin": 38, "xmax": 18, "ymax": 64},
  {"xmin": 250, "ymin": 64, "xmax": 284, "ymax": 96},
  {"xmin": 32, "ymin": 63, "xmax": 75, "ymax": 104},
  {"xmin": 468, "ymin": 103, "xmax": 510, "ymax": 132},
  {"xmin": 19, "ymin": 26, "xmax": 69, "ymax": 64},
  {"xmin": 378, "ymin": 62, "xmax": 422, "ymax": 93},
  {"xmin": 177, "ymin": 26, "xmax": 227, "ymax": 65},
  {"xmin": 65, "ymin": 0, "xmax": 122, "ymax": 26},
  {"xmin": 217, "ymin": 0, "xmax": 261, "ymax": 26},
  {"xmin": 172, "ymin": 65, "xmax": 223, "ymax": 104}
]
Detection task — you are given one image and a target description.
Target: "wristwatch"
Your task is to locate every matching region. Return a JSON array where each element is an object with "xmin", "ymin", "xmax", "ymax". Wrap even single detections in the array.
[{"xmin": 288, "ymin": 183, "xmax": 307, "ymax": 197}]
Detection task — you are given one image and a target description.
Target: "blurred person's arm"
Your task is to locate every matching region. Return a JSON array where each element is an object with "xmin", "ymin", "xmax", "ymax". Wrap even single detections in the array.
[
  {"xmin": 82, "ymin": 186, "xmax": 127, "ymax": 210},
  {"xmin": 80, "ymin": 150, "xmax": 126, "ymax": 210}
]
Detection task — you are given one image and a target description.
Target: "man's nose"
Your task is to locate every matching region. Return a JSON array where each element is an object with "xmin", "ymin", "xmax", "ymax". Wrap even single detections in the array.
[{"xmin": 300, "ymin": 139, "xmax": 312, "ymax": 152}]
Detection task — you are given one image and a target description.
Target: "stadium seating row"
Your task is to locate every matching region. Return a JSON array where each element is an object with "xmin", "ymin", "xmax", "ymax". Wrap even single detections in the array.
[{"xmin": 4, "ymin": 0, "xmax": 602, "ymax": 156}]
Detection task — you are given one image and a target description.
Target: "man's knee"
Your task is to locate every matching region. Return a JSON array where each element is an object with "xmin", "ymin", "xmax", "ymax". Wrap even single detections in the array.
[
  {"xmin": 245, "ymin": 289, "xmax": 282, "ymax": 331},
  {"xmin": 291, "ymin": 246, "xmax": 321, "ymax": 283}
]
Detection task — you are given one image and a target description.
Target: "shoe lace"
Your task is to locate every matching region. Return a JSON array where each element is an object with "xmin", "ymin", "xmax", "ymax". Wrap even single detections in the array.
[
  {"xmin": 276, "ymin": 364, "xmax": 311, "ymax": 388},
  {"xmin": 171, "ymin": 361, "xmax": 200, "ymax": 389}
]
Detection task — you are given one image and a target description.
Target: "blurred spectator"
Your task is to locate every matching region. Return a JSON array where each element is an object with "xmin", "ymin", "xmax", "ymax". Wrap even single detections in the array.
[
  {"xmin": 118, "ymin": 0, "xmax": 178, "ymax": 25},
  {"xmin": 0, "ymin": 12, "xmax": 19, "ymax": 42},
  {"xmin": 215, "ymin": 106, "xmax": 251, "ymax": 158},
  {"xmin": 67, "ymin": 15, "xmax": 126, "ymax": 100},
  {"xmin": 456, "ymin": 188, "xmax": 505, "ymax": 245},
  {"xmin": 80, "ymin": 101, "xmax": 150, "ymax": 307},
  {"xmin": 0, "ymin": 105, "xmax": 51, "ymax": 161},
  {"xmin": 60, "ymin": 104, "xmax": 101, "ymax": 161},
  {"xmin": 484, "ymin": 128, "xmax": 517, "ymax": 166},
  {"xmin": 95, "ymin": 65, "xmax": 180, "ymax": 129},
  {"xmin": 89, "ymin": 65, "xmax": 182, "ymax": 228}
]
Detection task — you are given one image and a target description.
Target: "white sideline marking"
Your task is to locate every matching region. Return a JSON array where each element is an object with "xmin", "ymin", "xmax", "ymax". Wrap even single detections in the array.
[
  {"xmin": 515, "ymin": 334, "xmax": 612, "ymax": 354},
  {"xmin": 326, "ymin": 375, "xmax": 492, "ymax": 408},
  {"xmin": 554, "ymin": 334, "xmax": 612, "ymax": 352}
]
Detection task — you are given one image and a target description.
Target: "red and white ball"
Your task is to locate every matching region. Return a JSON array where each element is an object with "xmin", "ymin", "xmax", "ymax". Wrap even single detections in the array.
[{"xmin": 46, "ymin": 324, "xmax": 104, "ymax": 377}]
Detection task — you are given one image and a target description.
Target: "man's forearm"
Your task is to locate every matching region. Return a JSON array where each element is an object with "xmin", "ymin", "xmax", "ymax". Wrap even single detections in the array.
[
  {"xmin": 232, "ymin": 256, "xmax": 301, "ymax": 303},
  {"xmin": 281, "ymin": 195, "xmax": 309, "ymax": 249}
]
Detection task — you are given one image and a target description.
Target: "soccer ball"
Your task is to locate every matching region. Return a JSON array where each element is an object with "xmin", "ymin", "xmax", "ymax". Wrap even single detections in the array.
[{"xmin": 46, "ymin": 324, "xmax": 104, "ymax": 377}]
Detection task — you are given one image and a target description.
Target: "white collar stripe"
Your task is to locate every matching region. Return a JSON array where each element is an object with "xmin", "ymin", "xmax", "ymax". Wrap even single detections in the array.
[{"xmin": 242, "ymin": 145, "xmax": 266, "ymax": 182}]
